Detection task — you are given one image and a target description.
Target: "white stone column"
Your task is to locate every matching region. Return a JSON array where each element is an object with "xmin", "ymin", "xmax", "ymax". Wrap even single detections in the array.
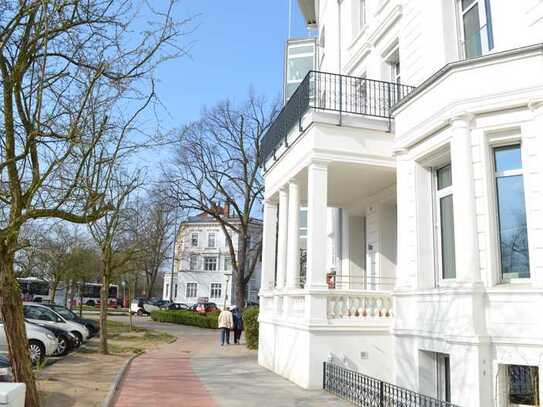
[
  {"xmin": 286, "ymin": 179, "xmax": 300, "ymax": 289},
  {"xmin": 306, "ymin": 161, "xmax": 329, "ymax": 289},
  {"xmin": 450, "ymin": 113, "xmax": 481, "ymax": 284},
  {"xmin": 261, "ymin": 200, "xmax": 278, "ymax": 292},
  {"xmin": 276, "ymin": 186, "xmax": 289, "ymax": 289}
]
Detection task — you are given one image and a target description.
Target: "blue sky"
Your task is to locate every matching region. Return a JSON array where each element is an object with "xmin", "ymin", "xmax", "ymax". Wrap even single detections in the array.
[{"xmin": 147, "ymin": 0, "xmax": 309, "ymax": 129}]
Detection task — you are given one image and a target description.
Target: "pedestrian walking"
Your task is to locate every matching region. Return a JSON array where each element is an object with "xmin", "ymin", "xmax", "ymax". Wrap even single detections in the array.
[
  {"xmin": 218, "ymin": 306, "xmax": 234, "ymax": 346},
  {"xmin": 231, "ymin": 306, "xmax": 244, "ymax": 344}
]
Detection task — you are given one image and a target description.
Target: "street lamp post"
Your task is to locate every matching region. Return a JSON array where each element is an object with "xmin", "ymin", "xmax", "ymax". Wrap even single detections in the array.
[{"xmin": 223, "ymin": 272, "xmax": 232, "ymax": 310}]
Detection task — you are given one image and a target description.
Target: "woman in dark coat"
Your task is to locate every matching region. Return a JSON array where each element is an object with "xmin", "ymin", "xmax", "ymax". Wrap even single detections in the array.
[{"xmin": 231, "ymin": 306, "xmax": 244, "ymax": 344}]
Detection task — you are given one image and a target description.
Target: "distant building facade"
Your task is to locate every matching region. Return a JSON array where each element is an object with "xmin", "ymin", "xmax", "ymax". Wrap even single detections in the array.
[{"xmin": 163, "ymin": 206, "xmax": 262, "ymax": 307}]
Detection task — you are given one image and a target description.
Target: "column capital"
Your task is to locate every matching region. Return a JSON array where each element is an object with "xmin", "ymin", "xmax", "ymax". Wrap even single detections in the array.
[
  {"xmin": 528, "ymin": 99, "xmax": 543, "ymax": 116},
  {"xmin": 264, "ymin": 198, "xmax": 277, "ymax": 206},
  {"xmin": 288, "ymin": 177, "xmax": 300, "ymax": 186},
  {"xmin": 309, "ymin": 159, "xmax": 330, "ymax": 170},
  {"xmin": 449, "ymin": 112, "xmax": 475, "ymax": 128}
]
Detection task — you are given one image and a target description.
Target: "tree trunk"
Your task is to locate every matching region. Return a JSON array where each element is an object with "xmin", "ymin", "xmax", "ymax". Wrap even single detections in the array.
[
  {"xmin": 128, "ymin": 283, "xmax": 133, "ymax": 331},
  {"xmin": 0, "ymin": 242, "xmax": 41, "ymax": 407},
  {"xmin": 50, "ymin": 280, "xmax": 59, "ymax": 305},
  {"xmin": 99, "ymin": 271, "xmax": 110, "ymax": 354},
  {"xmin": 63, "ymin": 280, "xmax": 70, "ymax": 307}
]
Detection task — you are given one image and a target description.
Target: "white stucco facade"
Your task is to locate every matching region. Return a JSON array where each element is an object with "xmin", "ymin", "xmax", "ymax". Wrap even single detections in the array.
[
  {"xmin": 163, "ymin": 213, "xmax": 262, "ymax": 307},
  {"xmin": 259, "ymin": 1, "xmax": 543, "ymax": 406}
]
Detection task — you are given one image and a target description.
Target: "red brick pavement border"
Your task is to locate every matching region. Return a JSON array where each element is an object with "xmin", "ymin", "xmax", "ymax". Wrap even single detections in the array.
[{"xmin": 113, "ymin": 340, "xmax": 217, "ymax": 407}]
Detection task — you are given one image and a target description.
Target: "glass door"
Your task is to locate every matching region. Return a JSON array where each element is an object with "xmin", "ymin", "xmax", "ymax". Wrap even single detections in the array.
[{"xmin": 436, "ymin": 353, "xmax": 451, "ymax": 402}]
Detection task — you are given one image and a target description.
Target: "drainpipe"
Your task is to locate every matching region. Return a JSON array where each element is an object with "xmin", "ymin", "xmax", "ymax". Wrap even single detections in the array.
[{"xmin": 337, "ymin": 0, "xmax": 343, "ymax": 126}]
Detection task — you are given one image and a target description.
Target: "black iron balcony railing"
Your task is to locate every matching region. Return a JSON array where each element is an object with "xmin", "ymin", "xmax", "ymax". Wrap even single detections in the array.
[
  {"xmin": 262, "ymin": 71, "xmax": 415, "ymax": 164},
  {"xmin": 323, "ymin": 362, "xmax": 460, "ymax": 407}
]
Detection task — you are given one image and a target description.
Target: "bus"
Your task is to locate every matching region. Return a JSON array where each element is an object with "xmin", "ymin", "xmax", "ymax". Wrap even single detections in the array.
[
  {"xmin": 74, "ymin": 283, "xmax": 119, "ymax": 307},
  {"xmin": 17, "ymin": 277, "xmax": 52, "ymax": 303}
]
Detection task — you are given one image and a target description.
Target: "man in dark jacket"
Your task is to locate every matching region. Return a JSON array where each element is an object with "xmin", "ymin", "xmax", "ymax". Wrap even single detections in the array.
[{"xmin": 231, "ymin": 306, "xmax": 243, "ymax": 344}]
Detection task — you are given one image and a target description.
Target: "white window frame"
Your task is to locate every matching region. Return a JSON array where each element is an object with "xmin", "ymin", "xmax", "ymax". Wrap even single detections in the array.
[
  {"xmin": 191, "ymin": 232, "xmax": 199, "ymax": 247},
  {"xmin": 204, "ymin": 256, "xmax": 218, "ymax": 272},
  {"xmin": 433, "ymin": 163, "xmax": 456, "ymax": 284},
  {"xmin": 457, "ymin": 0, "xmax": 493, "ymax": 59},
  {"xmin": 207, "ymin": 232, "xmax": 216, "ymax": 248},
  {"xmin": 224, "ymin": 256, "xmax": 232, "ymax": 271},
  {"xmin": 185, "ymin": 282, "xmax": 198, "ymax": 298},
  {"xmin": 210, "ymin": 283, "xmax": 222, "ymax": 299}
]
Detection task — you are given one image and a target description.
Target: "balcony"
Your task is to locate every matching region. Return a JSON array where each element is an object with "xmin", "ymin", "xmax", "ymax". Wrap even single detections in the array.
[{"xmin": 262, "ymin": 70, "xmax": 415, "ymax": 164}]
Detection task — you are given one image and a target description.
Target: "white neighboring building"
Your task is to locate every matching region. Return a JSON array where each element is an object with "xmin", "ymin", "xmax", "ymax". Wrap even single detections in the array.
[
  {"xmin": 259, "ymin": 0, "xmax": 543, "ymax": 406},
  {"xmin": 163, "ymin": 207, "xmax": 262, "ymax": 308}
]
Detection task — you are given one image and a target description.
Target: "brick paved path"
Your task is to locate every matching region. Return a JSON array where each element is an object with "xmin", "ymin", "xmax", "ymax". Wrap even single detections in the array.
[{"xmin": 113, "ymin": 340, "xmax": 216, "ymax": 407}]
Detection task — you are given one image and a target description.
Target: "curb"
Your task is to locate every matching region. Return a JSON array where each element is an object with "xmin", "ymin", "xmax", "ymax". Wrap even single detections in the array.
[{"xmin": 101, "ymin": 353, "xmax": 140, "ymax": 407}]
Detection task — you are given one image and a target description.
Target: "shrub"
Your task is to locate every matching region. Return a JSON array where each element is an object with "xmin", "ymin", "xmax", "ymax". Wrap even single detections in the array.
[
  {"xmin": 150, "ymin": 310, "xmax": 220, "ymax": 329},
  {"xmin": 242, "ymin": 307, "xmax": 259, "ymax": 350}
]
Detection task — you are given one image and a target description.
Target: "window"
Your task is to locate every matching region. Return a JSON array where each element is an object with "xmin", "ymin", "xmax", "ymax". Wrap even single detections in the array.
[
  {"xmin": 204, "ymin": 256, "xmax": 217, "ymax": 271},
  {"xmin": 435, "ymin": 164, "xmax": 456, "ymax": 280},
  {"xmin": 165, "ymin": 284, "xmax": 169, "ymax": 297},
  {"xmin": 208, "ymin": 232, "xmax": 216, "ymax": 248},
  {"xmin": 185, "ymin": 283, "xmax": 197, "ymax": 298},
  {"xmin": 436, "ymin": 353, "xmax": 451, "ymax": 402},
  {"xmin": 359, "ymin": 0, "xmax": 366, "ymax": 28},
  {"xmin": 459, "ymin": 0, "xmax": 494, "ymax": 59},
  {"xmin": 494, "ymin": 145, "xmax": 530, "ymax": 280},
  {"xmin": 391, "ymin": 61, "xmax": 400, "ymax": 84},
  {"xmin": 189, "ymin": 255, "xmax": 198, "ymax": 271},
  {"xmin": 210, "ymin": 283, "xmax": 222, "ymax": 299},
  {"xmin": 191, "ymin": 232, "xmax": 199, "ymax": 247},
  {"xmin": 174, "ymin": 284, "xmax": 178, "ymax": 298},
  {"xmin": 224, "ymin": 257, "xmax": 232, "ymax": 271},
  {"xmin": 507, "ymin": 365, "xmax": 539, "ymax": 406}
]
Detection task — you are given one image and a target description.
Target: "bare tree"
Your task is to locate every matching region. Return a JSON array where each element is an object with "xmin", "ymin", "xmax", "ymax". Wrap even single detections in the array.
[
  {"xmin": 168, "ymin": 95, "xmax": 278, "ymax": 309},
  {"xmin": 89, "ymin": 172, "xmax": 140, "ymax": 354},
  {"xmin": 0, "ymin": 2, "xmax": 186, "ymax": 404},
  {"xmin": 130, "ymin": 186, "xmax": 176, "ymax": 299}
]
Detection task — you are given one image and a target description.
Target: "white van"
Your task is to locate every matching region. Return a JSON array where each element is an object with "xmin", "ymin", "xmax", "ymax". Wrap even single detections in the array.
[
  {"xmin": 23, "ymin": 303, "xmax": 89, "ymax": 346},
  {"xmin": 0, "ymin": 322, "xmax": 58, "ymax": 364}
]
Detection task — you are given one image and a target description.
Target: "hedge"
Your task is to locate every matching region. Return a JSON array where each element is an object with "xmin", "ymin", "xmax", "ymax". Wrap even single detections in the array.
[
  {"xmin": 242, "ymin": 307, "xmax": 259, "ymax": 350},
  {"xmin": 150, "ymin": 310, "xmax": 220, "ymax": 329}
]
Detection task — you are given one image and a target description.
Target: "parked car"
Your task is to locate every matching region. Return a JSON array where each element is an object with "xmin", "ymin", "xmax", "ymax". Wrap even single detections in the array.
[
  {"xmin": 0, "ymin": 321, "xmax": 58, "ymax": 365},
  {"xmin": 130, "ymin": 298, "xmax": 160, "ymax": 316},
  {"xmin": 154, "ymin": 300, "xmax": 171, "ymax": 308},
  {"xmin": 194, "ymin": 302, "xmax": 218, "ymax": 313},
  {"xmin": 23, "ymin": 303, "xmax": 89, "ymax": 347},
  {"xmin": 0, "ymin": 355, "xmax": 12, "ymax": 382},
  {"xmin": 42, "ymin": 304, "xmax": 99, "ymax": 338},
  {"xmin": 162, "ymin": 303, "xmax": 191, "ymax": 311},
  {"xmin": 27, "ymin": 322, "xmax": 78, "ymax": 356}
]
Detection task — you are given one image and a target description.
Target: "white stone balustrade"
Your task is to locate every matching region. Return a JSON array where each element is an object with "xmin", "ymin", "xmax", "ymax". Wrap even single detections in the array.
[{"xmin": 327, "ymin": 291, "xmax": 393, "ymax": 320}]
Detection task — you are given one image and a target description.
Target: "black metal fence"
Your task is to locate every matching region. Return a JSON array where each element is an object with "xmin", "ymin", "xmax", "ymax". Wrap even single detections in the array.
[
  {"xmin": 261, "ymin": 71, "xmax": 415, "ymax": 162},
  {"xmin": 323, "ymin": 362, "xmax": 460, "ymax": 407}
]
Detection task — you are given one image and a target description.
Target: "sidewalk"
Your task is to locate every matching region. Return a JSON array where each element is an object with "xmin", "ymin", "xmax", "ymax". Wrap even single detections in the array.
[{"xmin": 111, "ymin": 318, "xmax": 351, "ymax": 407}]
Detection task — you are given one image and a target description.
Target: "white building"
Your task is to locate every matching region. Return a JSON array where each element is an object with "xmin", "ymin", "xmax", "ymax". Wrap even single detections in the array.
[
  {"xmin": 164, "ymin": 207, "xmax": 262, "ymax": 308},
  {"xmin": 258, "ymin": 1, "xmax": 543, "ymax": 406}
]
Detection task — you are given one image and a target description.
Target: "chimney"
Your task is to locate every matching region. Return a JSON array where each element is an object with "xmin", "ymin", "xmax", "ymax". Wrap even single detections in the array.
[{"xmin": 224, "ymin": 202, "xmax": 230, "ymax": 217}]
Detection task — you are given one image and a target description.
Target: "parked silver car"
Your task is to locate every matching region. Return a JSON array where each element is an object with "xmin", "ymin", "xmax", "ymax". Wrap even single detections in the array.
[{"xmin": 0, "ymin": 321, "xmax": 58, "ymax": 364}]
